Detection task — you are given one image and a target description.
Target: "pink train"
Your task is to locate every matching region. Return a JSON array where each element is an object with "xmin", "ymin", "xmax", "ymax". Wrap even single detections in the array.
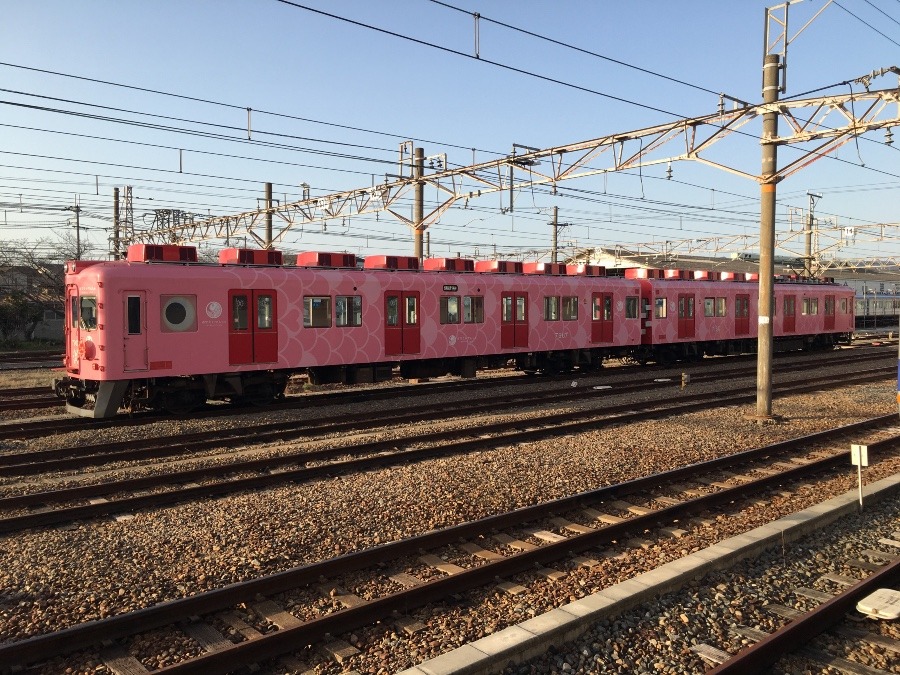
[{"xmin": 54, "ymin": 244, "xmax": 855, "ymax": 417}]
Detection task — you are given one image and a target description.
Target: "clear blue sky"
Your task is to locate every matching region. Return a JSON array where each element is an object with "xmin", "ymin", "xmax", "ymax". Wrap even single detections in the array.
[{"xmin": 1, "ymin": 0, "xmax": 898, "ymax": 266}]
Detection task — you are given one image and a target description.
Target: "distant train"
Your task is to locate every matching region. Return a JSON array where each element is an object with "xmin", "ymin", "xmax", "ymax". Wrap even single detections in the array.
[{"xmin": 54, "ymin": 244, "xmax": 855, "ymax": 418}]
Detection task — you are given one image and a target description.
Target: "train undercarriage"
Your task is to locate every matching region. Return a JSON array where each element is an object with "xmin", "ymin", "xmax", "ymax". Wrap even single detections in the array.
[{"xmin": 54, "ymin": 331, "xmax": 852, "ymax": 418}]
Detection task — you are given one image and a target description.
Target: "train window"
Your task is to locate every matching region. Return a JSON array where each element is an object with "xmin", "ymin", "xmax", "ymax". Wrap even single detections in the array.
[
  {"xmin": 463, "ymin": 296, "xmax": 484, "ymax": 323},
  {"xmin": 386, "ymin": 296, "xmax": 399, "ymax": 326},
  {"xmin": 840, "ymin": 298, "xmax": 848, "ymax": 313},
  {"xmin": 70, "ymin": 296, "xmax": 78, "ymax": 328},
  {"xmin": 716, "ymin": 298, "xmax": 726, "ymax": 317},
  {"xmin": 257, "ymin": 294, "xmax": 273, "ymax": 329},
  {"xmin": 304, "ymin": 296, "xmax": 332, "ymax": 328},
  {"xmin": 543, "ymin": 296, "xmax": 560, "ymax": 321},
  {"xmin": 232, "ymin": 295, "xmax": 249, "ymax": 330},
  {"xmin": 603, "ymin": 296, "xmax": 612, "ymax": 321},
  {"xmin": 516, "ymin": 296, "xmax": 526, "ymax": 322},
  {"xmin": 78, "ymin": 296, "xmax": 98, "ymax": 331},
  {"xmin": 802, "ymin": 298, "xmax": 819, "ymax": 315},
  {"xmin": 502, "ymin": 296, "xmax": 513, "ymax": 322},
  {"xmin": 127, "ymin": 296, "xmax": 142, "ymax": 335},
  {"xmin": 336, "ymin": 296, "xmax": 362, "ymax": 327},
  {"xmin": 704, "ymin": 298, "xmax": 715, "ymax": 317},
  {"xmin": 563, "ymin": 296, "xmax": 578, "ymax": 321},
  {"xmin": 625, "ymin": 296, "xmax": 638, "ymax": 319},
  {"xmin": 592, "ymin": 296, "xmax": 602, "ymax": 320},
  {"xmin": 162, "ymin": 295, "xmax": 197, "ymax": 333},
  {"xmin": 440, "ymin": 296, "xmax": 460, "ymax": 324},
  {"xmin": 824, "ymin": 297, "xmax": 835, "ymax": 315},
  {"xmin": 783, "ymin": 296, "xmax": 795, "ymax": 316},
  {"xmin": 405, "ymin": 296, "xmax": 418, "ymax": 325},
  {"xmin": 655, "ymin": 297, "xmax": 667, "ymax": 319},
  {"xmin": 678, "ymin": 296, "xmax": 694, "ymax": 319}
]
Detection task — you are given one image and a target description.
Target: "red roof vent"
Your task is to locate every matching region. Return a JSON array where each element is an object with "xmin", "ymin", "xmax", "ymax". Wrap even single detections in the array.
[
  {"xmin": 565, "ymin": 264, "xmax": 605, "ymax": 276},
  {"xmin": 127, "ymin": 244, "xmax": 197, "ymax": 263},
  {"xmin": 296, "ymin": 251, "xmax": 358, "ymax": 268},
  {"xmin": 474, "ymin": 260, "xmax": 523, "ymax": 274},
  {"xmin": 219, "ymin": 248, "xmax": 283, "ymax": 265},
  {"xmin": 423, "ymin": 257, "xmax": 475, "ymax": 272},
  {"xmin": 523, "ymin": 262, "xmax": 567, "ymax": 275},
  {"xmin": 692, "ymin": 270, "xmax": 721, "ymax": 280},
  {"xmin": 363, "ymin": 255, "xmax": 420, "ymax": 270},
  {"xmin": 625, "ymin": 268, "xmax": 664, "ymax": 279},
  {"xmin": 745, "ymin": 273, "xmax": 759, "ymax": 282}
]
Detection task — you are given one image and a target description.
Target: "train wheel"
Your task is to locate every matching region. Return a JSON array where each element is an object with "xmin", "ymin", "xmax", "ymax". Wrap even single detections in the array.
[
  {"xmin": 66, "ymin": 392, "xmax": 86, "ymax": 408},
  {"xmin": 245, "ymin": 384, "xmax": 275, "ymax": 407},
  {"xmin": 163, "ymin": 390, "xmax": 203, "ymax": 415}
]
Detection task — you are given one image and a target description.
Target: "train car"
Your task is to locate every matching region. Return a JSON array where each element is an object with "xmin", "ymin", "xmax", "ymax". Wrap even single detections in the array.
[
  {"xmin": 629, "ymin": 269, "xmax": 854, "ymax": 364},
  {"xmin": 55, "ymin": 245, "xmax": 643, "ymax": 418}
]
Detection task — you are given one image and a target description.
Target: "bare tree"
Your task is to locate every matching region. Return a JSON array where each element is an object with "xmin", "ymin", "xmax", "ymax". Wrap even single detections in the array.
[{"xmin": 0, "ymin": 233, "xmax": 92, "ymax": 344}]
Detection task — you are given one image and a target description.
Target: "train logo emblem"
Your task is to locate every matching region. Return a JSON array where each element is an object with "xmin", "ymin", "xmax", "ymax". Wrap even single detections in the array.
[{"xmin": 206, "ymin": 301, "xmax": 223, "ymax": 319}]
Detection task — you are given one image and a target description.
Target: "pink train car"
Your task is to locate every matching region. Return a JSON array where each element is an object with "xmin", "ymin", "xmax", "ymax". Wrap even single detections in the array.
[
  {"xmin": 631, "ymin": 269, "xmax": 855, "ymax": 364},
  {"xmin": 55, "ymin": 245, "xmax": 853, "ymax": 417},
  {"xmin": 56, "ymin": 245, "xmax": 642, "ymax": 417}
]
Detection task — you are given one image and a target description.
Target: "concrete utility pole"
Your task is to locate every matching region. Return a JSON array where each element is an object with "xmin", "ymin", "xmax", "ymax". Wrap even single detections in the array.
[
  {"xmin": 756, "ymin": 52, "xmax": 781, "ymax": 423},
  {"xmin": 64, "ymin": 201, "xmax": 82, "ymax": 260},
  {"xmin": 413, "ymin": 147, "xmax": 425, "ymax": 262},
  {"xmin": 805, "ymin": 191, "xmax": 822, "ymax": 276},
  {"xmin": 551, "ymin": 206, "xmax": 558, "ymax": 263},
  {"xmin": 264, "ymin": 182, "xmax": 273, "ymax": 249}
]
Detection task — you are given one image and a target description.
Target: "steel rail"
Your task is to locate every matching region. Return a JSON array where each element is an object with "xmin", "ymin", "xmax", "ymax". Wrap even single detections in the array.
[
  {"xmin": 708, "ymin": 556, "xmax": 900, "ymax": 674},
  {"xmin": 0, "ymin": 346, "xmax": 890, "ymax": 439},
  {"xmin": 0, "ymin": 356, "xmax": 891, "ymax": 473},
  {"xmin": 1, "ymin": 414, "xmax": 896, "ymax": 670},
  {"xmin": 0, "ymin": 369, "xmax": 892, "ymax": 533}
]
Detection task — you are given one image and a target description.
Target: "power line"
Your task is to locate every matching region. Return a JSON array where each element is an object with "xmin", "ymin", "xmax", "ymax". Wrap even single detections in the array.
[
  {"xmin": 834, "ymin": 1, "xmax": 900, "ymax": 47},
  {"xmin": 0, "ymin": 61, "xmax": 501, "ymax": 158},
  {"xmin": 861, "ymin": 0, "xmax": 900, "ymax": 27},
  {"xmin": 428, "ymin": 0, "xmax": 725, "ymax": 98},
  {"xmin": 273, "ymin": 0, "xmax": 689, "ymax": 120}
]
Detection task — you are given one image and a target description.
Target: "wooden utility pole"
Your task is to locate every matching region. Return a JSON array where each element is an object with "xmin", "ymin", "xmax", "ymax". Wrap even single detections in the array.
[{"xmin": 756, "ymin": 53, "xmax": 780, "ymax": 422}]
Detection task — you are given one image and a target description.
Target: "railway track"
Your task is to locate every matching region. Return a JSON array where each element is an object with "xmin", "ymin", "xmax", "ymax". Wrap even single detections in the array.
[
  {"xmin": 706, "ymin": 553, "xmax": 900, "ymax": 673},
  {"xmin": 0, "ymin": 366, "xmax": 893, "ymax": 533},
  {"xmin": 0, "ymin": 350, "xmax": 62, "ymax": 371},
  {"xmin": 4, "ymin": 353, "xmax": 889, "ymax": 470},
  {"xmin": 2, "ymin": 409, "xmax": 898, "ymax": 673},
  {"xmin": 0, "ymin": 345, "xmax": 893, "ymax": 437}
]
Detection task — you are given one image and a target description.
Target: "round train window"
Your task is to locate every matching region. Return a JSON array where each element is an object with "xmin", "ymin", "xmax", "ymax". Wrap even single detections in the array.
[{"xmin": 161, "ymin": 295, "xmax": 197, "ymax": 332}]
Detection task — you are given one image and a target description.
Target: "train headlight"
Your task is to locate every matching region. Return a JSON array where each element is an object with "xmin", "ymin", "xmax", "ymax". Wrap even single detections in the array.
[{"xmin": 161, "ymin": 295, "xmax": 197, "ymax": 332}]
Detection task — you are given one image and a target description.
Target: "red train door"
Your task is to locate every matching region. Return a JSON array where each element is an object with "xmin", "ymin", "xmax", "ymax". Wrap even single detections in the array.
[
  {"xmin": 591, "ymin": 293, "xmax": 614, "ymax": 342},
  {"xmin": 783, "ymin": 295, "xmax": 796, "ymax": 332},
  {"xmin": 677, "ymin": 294, "xmax": 695, "ymax": 339},
  {"xmin": 735, "ymin": 293, "xmax": 750, "ymax": 335},
  {"xmin": 229, "ymin": 289, "xmax": 278, "ymax": 365},
  {"xmin": 501, "ymin": 291, "xmax": 529, "ymax": 348},
  {"xmin": 253, "ymin": 291, "xmax": 278, "ymax": 362},
  {"xmin": 824, "ymin": 294, "xmax": 835, "ymax": 330},
  {"xmin": 123, "ymin": 292, "xmax": 148, "ymax": 371},
  {"xmin": 65, "ymin": 285, "xmax": 79, "ymax": 372},
  {"xmin": 384, "ymin": 291, "xmax": 420, "ymax": 355}
]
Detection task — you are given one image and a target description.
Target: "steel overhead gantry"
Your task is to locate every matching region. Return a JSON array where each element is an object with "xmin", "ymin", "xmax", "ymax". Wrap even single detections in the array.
[
  {"xmin": 125, "ymin": 85, "xmax": 900, "ymax": 249},
  {"xmin": 569, "ymin": 219, "xmax": 900, "ymax": 277}
]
